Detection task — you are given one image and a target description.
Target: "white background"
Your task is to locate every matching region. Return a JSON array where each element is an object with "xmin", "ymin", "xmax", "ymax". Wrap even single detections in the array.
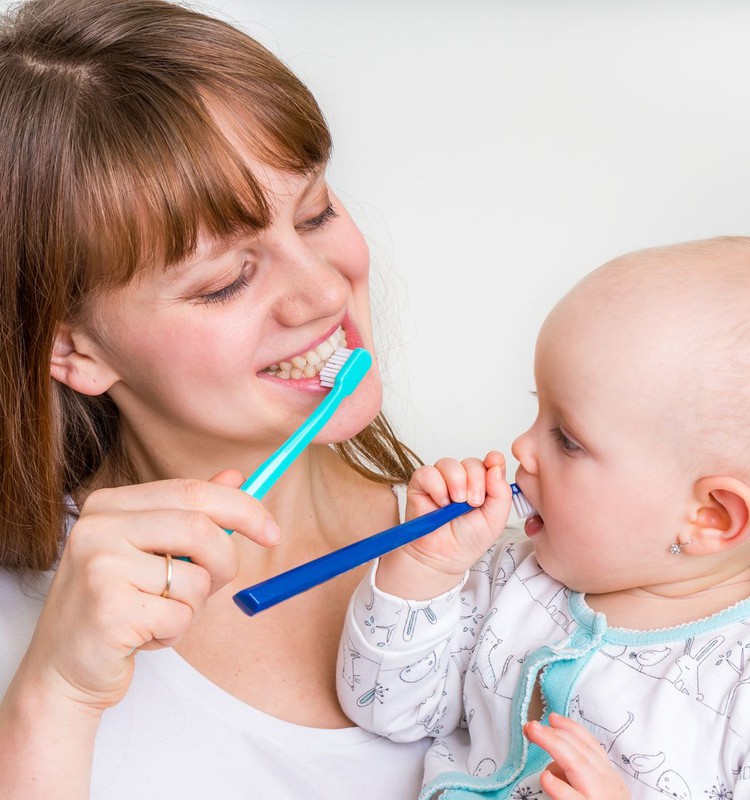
[{"xmin": 6, "ymin": 1, "xmax": 750, "ymax": 472}]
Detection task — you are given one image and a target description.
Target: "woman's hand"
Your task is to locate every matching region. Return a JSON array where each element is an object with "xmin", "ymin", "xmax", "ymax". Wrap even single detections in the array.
[
  {"xmin": 0, "ymin": 469, "xmax": 280, "ymax": 798},
  {"xmin": 20, "ymin": 469, "xmax": 281, "ymax": 713},
  {"xmin": 376, "ymin": 451, "xmax": 511, "ymax": 599},
  {"xmin": 524, "ymin": 714, "xmax": 631, "ymax": 800}
]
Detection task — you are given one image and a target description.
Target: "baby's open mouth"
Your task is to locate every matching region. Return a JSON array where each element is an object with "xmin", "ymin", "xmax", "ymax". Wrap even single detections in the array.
[{"xmin": 261, "ymin": 326, "xmax": 347, "ymax": 380}]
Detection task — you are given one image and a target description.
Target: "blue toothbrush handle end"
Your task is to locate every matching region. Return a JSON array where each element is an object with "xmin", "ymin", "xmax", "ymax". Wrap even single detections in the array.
[{"xmin": 233, "ymin": 500, "xmax": 474, "ymax": 616}]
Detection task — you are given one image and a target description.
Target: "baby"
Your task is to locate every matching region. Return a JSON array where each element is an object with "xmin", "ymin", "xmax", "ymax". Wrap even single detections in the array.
[{"xmin": 337, "ymin": 237, "xmax": 750, "ymax": 800}]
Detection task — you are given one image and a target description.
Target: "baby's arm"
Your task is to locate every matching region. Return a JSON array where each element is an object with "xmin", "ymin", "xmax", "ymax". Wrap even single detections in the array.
[
  {"xmin": 377, "ymin": 451, "xmax": 511, "ymax": 599},
  {"xmin": 525, "ymin": 714, "xmax": 631, "ymax": 800},
  {"xmin": 337, "ymin": 452, "xmax": 511, "ymax": 741}
]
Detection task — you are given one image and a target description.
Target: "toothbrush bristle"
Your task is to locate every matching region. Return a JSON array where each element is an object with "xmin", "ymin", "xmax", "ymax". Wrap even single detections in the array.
[
  {"xmin": 510, "ymin": 483, "xmax": 536, "ymax": 519},
  {"xmin": 319, "ymin": 347, "xmax": 354, "ymax": 387}
]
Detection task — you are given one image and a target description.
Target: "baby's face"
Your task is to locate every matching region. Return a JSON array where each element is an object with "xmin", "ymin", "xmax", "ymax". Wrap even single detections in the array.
[{"xmin": 511, "ymin": 280, "xmax": 697, "ymax": 594}]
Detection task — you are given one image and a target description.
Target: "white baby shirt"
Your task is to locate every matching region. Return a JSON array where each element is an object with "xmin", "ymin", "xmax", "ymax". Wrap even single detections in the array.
[{"xmin": 339, "ymin": 532, "xmax": 750, "ymax": 800}]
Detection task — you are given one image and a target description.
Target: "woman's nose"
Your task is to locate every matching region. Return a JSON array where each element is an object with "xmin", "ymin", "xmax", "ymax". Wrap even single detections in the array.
[
  {"xmin": 511, "ymin": 428, "xmax": 537, "ymax": 474},
  {"xmin": 270, "ymin": 240, "xmax": 349, "ymax": 326}
]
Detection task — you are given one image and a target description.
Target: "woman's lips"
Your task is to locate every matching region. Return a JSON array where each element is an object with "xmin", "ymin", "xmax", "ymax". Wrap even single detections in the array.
[
  {"xmin": 257, "ymin": 371, "xmax": 328, "ymax": 393},
  {"xmin": 257, "ymin": 315, "xmax": 366, "ymax": 393},
  {"xmin": 524, "ymin": 513, "xmax": 544, "ymax": 537}
]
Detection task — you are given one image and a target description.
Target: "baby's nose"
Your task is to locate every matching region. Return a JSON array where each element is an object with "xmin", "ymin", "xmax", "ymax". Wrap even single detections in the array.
[{"xmin": 511, "ymin": 429, "xmax": 536, "ymax": 474}]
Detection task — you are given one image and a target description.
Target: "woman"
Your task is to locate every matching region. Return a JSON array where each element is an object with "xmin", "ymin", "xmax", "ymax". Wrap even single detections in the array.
[{"xmin": 0, "ymin": 0, "xmax": 429, "ymax": 796}]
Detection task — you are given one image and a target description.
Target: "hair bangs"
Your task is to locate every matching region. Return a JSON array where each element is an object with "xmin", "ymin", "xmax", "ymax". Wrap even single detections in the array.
[
  {"xmin": 67, "ymin": 86, "xmax": 277, "ymax": 295},
  {"xmin": 205, "ymin": 70, "xmax": 333, "ymax": 175}
]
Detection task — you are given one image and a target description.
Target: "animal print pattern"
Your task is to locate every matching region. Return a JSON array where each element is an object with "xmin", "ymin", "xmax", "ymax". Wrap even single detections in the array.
[{"xmin": 338, "ymin": 534, "xmax": 750, "ymax": 799}]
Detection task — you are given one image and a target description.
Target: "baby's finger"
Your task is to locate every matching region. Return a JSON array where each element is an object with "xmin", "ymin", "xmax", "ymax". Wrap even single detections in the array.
[
  {"xmin": 548, "ymin": 714, "xmax": 611, "ymax": 763},
  {"xmin": 433, "ymin": 458, "xmax": 469, "ymax": 503},
  {"xmin": 483, "ymin": 450, "xmax": 507, "ymax": 478},
  {"xmin": 480, "ymin": 465, "xmax": 513, "ymax": 531},
  {"xmin": 545, "ymin": 762, "xmax": 569, "ymax": 782},
  {"xmin": 461, "ymin": 458, "xmax": 488, "ymax": 506},
  {"xmin": 525, "ymin": 719, "xmax": 593, "ymax": 771},
  {"xmin": 409, "ymin": 464, "xmax": 452, "ymax": 508},
  {"xmin": 539, "ymin": 768, "xmax": 582, "ymax": 800},
  {"xmin": 540, "ymin": 756, "xmax": 631, "ymax": 800},
  {"xmin": 526, "ymin": 719, "xmax": 625, "ymax": 797}
]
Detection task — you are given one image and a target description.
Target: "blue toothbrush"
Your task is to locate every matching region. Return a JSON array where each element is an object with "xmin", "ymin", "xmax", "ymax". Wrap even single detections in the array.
[
  {"xmin": 233, "ymin": 482, "xmax": 535, "ymax": 616},
  {"xmin": 233, "ymin": 500, "xmax": 474, "ymax": 615}
]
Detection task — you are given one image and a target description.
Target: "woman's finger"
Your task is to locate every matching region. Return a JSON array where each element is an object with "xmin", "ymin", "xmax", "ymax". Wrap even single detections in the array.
[
  {"xmin": 126, "ymin": 592, "xmax": 196, "ymax": 650},
  {"xmin": 70, "ymin": 508, "xmax": 239, "ymax": 594},
  {"xmin": 135, "ymin": 551, "xmax": 213, "ymax": 616},
  {"xmin": 80, "ymin": 477, "xmax": 281, "ymax": 547}
]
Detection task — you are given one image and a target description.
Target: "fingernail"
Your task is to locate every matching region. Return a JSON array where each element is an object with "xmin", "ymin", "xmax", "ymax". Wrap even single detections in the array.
[
  {"xmin": 264, "ymin": 518, "xmax": 282, "ymax": 544},
  {"xmin": 470, "ymin": 492, "xmax": 485, "ymax": 506}
]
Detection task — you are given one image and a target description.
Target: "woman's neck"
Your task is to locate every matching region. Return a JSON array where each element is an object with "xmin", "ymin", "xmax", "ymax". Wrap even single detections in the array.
[
  {"xmin": 82, "ymin": 441, "xmax": 397, "ymax": 585},
  {"xmin": 231, "ymin": 445, "xmax": 399, "ymax": 586}
]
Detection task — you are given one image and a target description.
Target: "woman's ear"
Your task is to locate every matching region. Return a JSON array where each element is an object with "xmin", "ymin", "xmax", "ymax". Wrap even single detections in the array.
[
  {"xmin": 50, "ymin": 323, "xmax": 120, "ymax": 396},
  {"xmin": 685, "ymin": 476, "xmax": 750, "ymax": 555}
]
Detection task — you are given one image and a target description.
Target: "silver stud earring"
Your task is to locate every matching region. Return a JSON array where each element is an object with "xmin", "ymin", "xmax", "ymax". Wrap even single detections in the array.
[{"xmin": 669, "ymin": 539, "xmax": 693, "ymax": 555}]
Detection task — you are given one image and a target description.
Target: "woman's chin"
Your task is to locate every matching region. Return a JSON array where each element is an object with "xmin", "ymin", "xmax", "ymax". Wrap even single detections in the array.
[{"xmin": 317, "ymin": 380, "xmax": 383, "ymax": 444}]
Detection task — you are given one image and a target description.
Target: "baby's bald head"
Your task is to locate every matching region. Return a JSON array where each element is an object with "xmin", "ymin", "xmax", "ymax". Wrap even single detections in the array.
[{"xmin": 540, "ymin": 237, "xmax": 750, "ymax": 479}]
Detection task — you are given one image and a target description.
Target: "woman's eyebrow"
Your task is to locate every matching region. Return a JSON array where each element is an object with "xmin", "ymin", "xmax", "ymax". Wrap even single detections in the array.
[{"xmin": 164, "ymin": 169, "xmax": 329, "ymax": 277}]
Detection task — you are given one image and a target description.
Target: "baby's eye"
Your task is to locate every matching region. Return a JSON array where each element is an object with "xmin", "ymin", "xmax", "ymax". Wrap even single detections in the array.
[{"xmin": 551, "ymin": 427, "xmax": 581, "ymax": 454}]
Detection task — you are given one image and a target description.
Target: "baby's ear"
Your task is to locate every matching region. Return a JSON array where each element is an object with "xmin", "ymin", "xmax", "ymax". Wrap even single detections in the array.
[
  {"xmin": 686, "ymin": 476, "xmax": 750, "ymax": 555},
  {"xmin": 50, "ymin": 322, "xmax": 120, "ymax": 396}
]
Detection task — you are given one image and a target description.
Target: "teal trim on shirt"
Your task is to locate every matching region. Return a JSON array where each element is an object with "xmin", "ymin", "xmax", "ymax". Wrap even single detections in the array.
[{"xmin": 420, "ymin": 612, "xmax": 606, "ymax": 800}]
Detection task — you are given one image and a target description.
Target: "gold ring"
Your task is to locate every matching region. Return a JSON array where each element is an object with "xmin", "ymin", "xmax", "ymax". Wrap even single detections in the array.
[{"xmin": 161, "ymin": 553, "xmax": 173, "ymax": 598}]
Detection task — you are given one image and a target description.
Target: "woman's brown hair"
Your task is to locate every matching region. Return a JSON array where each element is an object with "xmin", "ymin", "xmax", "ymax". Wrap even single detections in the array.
[{"xmin": 0, "ymin": 0, "xmax": 420, "ymax": 572}]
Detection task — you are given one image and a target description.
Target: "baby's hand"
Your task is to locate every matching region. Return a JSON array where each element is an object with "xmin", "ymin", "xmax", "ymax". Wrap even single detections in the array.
[
  {"xmin": 524, "ymin": 714, "xmax": 631, "ymax": 800},
  {"xmin": 376, "ymin": 451, "xmax": 511, "ymax": 599}
]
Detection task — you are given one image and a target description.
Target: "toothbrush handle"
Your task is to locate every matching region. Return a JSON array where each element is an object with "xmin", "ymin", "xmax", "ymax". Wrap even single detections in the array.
[
  {"xmin": 239, "ymin": 384, "xmax": 343, "ymax": 500},
  {"xmin": 232, "ymin": 501, "xmax": 473, "ymax": 616},
  {"xmin": 177, "ymin": 385, "xmax": 345, "ymax": 554}
]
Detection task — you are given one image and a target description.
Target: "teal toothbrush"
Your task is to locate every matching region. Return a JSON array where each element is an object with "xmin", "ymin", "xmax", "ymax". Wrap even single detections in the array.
[
  {"xmin": 176, "ymin": 347, "xmax": 371, "ymax": 561},
  {"xmin": 234, "ymin": 347, "xmax": 371, "ymax": 502}
]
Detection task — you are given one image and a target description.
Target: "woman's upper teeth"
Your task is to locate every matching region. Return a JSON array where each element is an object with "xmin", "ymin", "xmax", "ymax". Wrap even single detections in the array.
[{"xmin": 263, "ymin": 326, "xmax": 347, "ymax": 380}]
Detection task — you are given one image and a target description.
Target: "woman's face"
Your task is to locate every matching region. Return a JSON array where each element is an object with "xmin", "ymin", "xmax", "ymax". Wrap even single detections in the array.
[{"xmin": 75, "ymin": 167, "xmax": 382, "ymax": 466}]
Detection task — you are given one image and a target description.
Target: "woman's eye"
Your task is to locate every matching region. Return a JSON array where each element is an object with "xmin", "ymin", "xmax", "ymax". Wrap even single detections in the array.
[
  {"xmin": 297, "ymin": 202, "xmax": 338, "ymax": 232},
  {"xmin": 197, "ymin": 268, "xmax": 251, "ymax": 305},
  {"xmin": 551, "ymin": 427, "xmax": 581, "ymax": 454}
]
